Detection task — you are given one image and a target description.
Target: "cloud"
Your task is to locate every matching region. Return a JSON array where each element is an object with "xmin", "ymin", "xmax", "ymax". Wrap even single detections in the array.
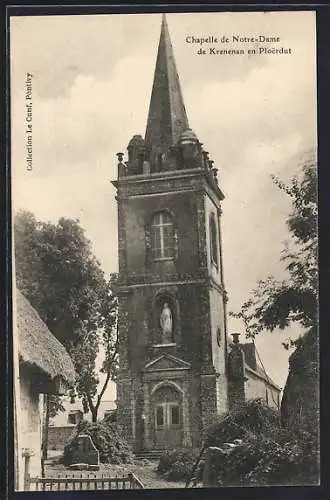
[
  {"xmin": 12, "ymin": 53, "xmax": 156, "ymax": 175},
  {"xmin": 185, "ymin": 47, "xmax": 315, "ymax": 174},
  {"xmin": 10, "ymin": 14, "xmax": 161, "ymax": 99}
]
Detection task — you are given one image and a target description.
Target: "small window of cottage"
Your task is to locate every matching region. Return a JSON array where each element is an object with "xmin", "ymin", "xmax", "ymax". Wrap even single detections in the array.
[{"xmin": 68, "ymin": 412, "xmax": 78, "ymax": 425}]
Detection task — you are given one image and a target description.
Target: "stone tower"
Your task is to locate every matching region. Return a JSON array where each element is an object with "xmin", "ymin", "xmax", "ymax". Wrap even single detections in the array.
[{"xmin": 112, "ymin": 14, "xmax": 228, "ymax": 452}]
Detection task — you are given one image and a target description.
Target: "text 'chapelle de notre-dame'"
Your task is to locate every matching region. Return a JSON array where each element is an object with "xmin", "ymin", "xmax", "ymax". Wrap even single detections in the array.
[{"xmin": 185, "ymin": 34, "xmax": 292, "ymax": 56}]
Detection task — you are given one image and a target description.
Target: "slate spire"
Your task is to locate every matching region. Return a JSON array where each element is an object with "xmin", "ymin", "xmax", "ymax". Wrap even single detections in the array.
[{"xmin": 145, "ymin": 14, "xmax": 189, "ymax": 155}]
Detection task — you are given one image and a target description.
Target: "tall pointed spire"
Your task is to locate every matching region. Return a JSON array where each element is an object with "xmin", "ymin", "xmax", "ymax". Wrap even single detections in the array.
[{"xmin": 145, "ymin": 14, "xmax": 189, "ymax": 155}]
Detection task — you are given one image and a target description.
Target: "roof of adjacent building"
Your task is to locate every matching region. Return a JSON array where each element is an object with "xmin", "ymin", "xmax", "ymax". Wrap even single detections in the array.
[
  {"xmin": 230, "ymin": 339, "xmax": 281, "ymax": 391},
  {"xmin": 145, "ymin": 14, "xmax": 189, "ymax": 151},
  {"xmin": 16, "ymin": 289, "xmax": 76, "ymax": 386},
  {"xmin": 244, "ymin": 362, "xmax": 281, "ymax": 392}
]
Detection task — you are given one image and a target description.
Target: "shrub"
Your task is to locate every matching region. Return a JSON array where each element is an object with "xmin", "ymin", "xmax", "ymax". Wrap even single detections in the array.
[
  {"xmin": 103, "ymin": 409, "xmax": 117, "ymax": 424},
  {"xmin": 211, "ymin": 431, "xmax": 319, "ymax": 486},
  {"xmin": 246, "ymin": 431, "xmax": 319, "ymax": 486},
  {"xmin": 157, "ymin": 449, "xmax": 202, "ymax": 482},
  {"xmin": 204, "ymin": 398, "xmax": 319, "ymax": 486},
  {"xmin": 206, "ymin": 398, "xmax": 281, "ymax": 447},
  {"xmin": 62, "ymin": 420, "xmax": 133, "ymax": 465}
]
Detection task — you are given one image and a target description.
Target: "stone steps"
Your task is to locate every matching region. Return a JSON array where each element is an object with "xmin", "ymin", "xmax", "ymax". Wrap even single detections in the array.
[{"xmin": 135, "ymin": 449, "xmax": 165, "ymax": 461}]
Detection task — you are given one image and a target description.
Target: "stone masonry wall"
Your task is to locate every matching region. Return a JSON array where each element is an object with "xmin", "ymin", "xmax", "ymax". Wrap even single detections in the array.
[
  {"xmin": 19, "ymin": 376, "xmax": 42, "ymax": 478},
  {"xmin": 115, "ymin": 169, "xmax": 226, "ymax": 451},
  {"xmin": 245, "ymin": 373, "xmax": 280, "ymax": 410}
]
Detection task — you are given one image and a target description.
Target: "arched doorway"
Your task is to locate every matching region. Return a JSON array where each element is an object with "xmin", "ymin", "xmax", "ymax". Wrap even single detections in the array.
[{"xmin": 151, "ymin": 384, "xmax": 183, "ymax": 449}]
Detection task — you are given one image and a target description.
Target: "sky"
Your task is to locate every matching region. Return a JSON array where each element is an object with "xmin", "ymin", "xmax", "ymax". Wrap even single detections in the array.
[{"xmin": 10, "ymin": 11, "xmax": 317, "ymax": 400}]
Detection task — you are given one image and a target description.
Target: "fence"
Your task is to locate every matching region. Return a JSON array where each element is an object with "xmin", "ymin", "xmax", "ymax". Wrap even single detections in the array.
[{"xmin": 25, "ymin": 472, "xmax": 144, "ymax": 491}]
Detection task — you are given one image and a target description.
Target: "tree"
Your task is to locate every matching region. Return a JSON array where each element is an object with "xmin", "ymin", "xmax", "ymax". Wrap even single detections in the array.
[
  {"xmin": 14, "ymin": 211, "xmax": 118, "ymax": 425},
  {"xmin": 230, "ymin": 151, "xmax": 318, "ymax": 437},
  {"xmin": 230, "ymin": 153, "xmax": 317, "ymax": 341},
  {"xmin": 70, "ymin": 274, "xmax": 119, "ymax": 423}
]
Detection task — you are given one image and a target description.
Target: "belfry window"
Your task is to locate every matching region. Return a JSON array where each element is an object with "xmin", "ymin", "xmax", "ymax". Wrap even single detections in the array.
[
  {"xmin": 151, "ymin": 212, "xmax": 174, "ymax": 260},
  {"xmin": 210, "ymin": 214, "xmax": 218, "ymax": 266}
]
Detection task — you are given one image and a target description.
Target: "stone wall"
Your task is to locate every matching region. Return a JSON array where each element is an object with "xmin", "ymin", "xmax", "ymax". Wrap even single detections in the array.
[
  {"xmin": 115, "ymin": 170, "xmax": 227, "ymax": 451},
  {"xmin": 124, "ymin": 191, "xmax": 200, "ymax": 276},
  {"xmin": 19, "ymin": 376, "xmax": 42, "ymax": 478},
  {"xmin": 227, "ymin": 340, "xmax": 281, "ymax": 412},
  {"xmin": 204, "ymin": 193, "xmax": 228, "ymax": 415},
  {"xmin": 281, "ymin": 327, "xmax": 319, "ymax": 435},
  {"xmin": 209, "ymin": 287, "xmax": 227, "ymax": 413},
  {"xmin": 227, "ymin": 341, "xmax": 246, "ymax": 411},
  {"xmin": 116, "ymin": 378, "xmax": 134, "ymax": 446},
  {"xmin": 245, "ymin": 372, "xmax": 280, "ymax": 410},
  {"xmin": 48, "ymin": 426, "xmax": 76, "ymax": 451},
  {"xmin": 200, "ymin": 375, "xmax": 217, "ymax": 437}
]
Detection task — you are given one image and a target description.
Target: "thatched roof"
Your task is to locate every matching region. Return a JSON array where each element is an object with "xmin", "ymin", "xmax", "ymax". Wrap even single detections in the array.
[{"xmin": 16, "ymin": 289, "xmax": 76, "ymax": 386}]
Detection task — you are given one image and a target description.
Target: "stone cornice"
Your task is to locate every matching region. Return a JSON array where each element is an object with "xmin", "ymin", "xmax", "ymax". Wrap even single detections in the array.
[
  {"xmin": 116, "ymin": 271, "xmax": 226, "ymax": 295},
  {"xmin": 112, "ymin": 167, "xmax": 224, "ymax": 201},
  {"xmin": 117, "ymin": 167, "xmax": 204, "ymax": 184}
]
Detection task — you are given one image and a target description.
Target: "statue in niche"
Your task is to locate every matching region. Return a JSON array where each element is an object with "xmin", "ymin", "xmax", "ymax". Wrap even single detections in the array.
[{"xmin": 159, "ymin": 302, "xmax": 173, "ymax": 343}]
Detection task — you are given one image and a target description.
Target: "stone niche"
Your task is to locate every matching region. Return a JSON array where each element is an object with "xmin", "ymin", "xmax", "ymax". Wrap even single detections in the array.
[{"xmin": 150, "ymin": 291, "xmax": 180, "ymax": 346}]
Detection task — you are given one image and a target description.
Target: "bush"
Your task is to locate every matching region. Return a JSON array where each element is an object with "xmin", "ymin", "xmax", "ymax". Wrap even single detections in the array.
[
  {"xmin": 157, "ymin": 449, "xmax": 203, "ymax": 482},
  {"xmin": 246, "ymin": 430, "xmax": 319, "ymax": 486},
  {"xmin": 103, "ymin": 409, "xmax": 117, "ymax": 424},
  {"xmin": 204, "ymin": 398, "xmax": 319, "ymax": 486},
  {"xmin": 62, "ymin": 420, "xmax": 133, "ymax": 465},
  {"xmin": 206, "ymin": 398, "xmax": 281, "ymax": 447},
  {"xmin": 210, "ymin": 431, "xmax": 319, "ymax": 486}
]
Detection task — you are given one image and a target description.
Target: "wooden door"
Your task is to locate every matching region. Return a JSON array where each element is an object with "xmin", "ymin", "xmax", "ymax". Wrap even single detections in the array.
[{"xmin": 154, "ymin": 401, "xmax": 182, "ymax": 449}]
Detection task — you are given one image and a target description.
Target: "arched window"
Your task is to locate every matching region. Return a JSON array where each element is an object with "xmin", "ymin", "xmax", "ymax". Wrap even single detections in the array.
[
  {"xmin": 151, "ymin": 212, "xmax": 174, "ymax": 260},
  {"xmin": 209, "ymin": 214, "xmax": 218, "ymax": 266}
]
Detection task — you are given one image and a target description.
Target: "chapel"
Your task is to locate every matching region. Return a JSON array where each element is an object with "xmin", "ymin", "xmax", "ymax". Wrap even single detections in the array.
[{"xmin": 112, "ymin": 14, "xmax": 280, "ymax": 453}]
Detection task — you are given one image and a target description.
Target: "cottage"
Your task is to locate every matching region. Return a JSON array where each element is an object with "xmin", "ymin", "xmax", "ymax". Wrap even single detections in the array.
[
  {"xmin": 227, "ymin": 334, "xmax": 281, "ymax": 411},
  {"xmin": 14, "ymin": 289, "xmax": 76, "ymax": 490},
  {"xmin": 48, "ymin": 398, "xmax": 117, "ymax": 452}
]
